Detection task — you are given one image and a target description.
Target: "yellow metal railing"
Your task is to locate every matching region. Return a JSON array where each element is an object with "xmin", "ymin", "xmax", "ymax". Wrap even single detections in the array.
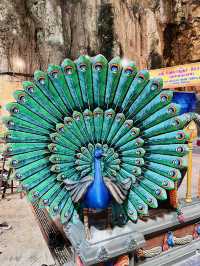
[{"xmin": 184, "ymin": 121, "xmax": 198, "ymax": 203}]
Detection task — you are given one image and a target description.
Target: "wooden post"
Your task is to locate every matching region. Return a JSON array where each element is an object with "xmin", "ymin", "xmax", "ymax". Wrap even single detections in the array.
[{"xmin": 184, "ymin": 121, "xmax": 198, "ymax": 203}]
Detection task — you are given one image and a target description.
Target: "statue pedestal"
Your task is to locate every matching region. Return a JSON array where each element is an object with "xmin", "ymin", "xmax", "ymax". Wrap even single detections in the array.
[
  {"xmin": 63, "ymin": 199, "xmax": 200, "ymax": 265},
  {"xmin": 63, "ymin": 221, "xmax": 144, "ymax": 265},
  {"xmin": 31, "ymin": 198, "xmax": 200, "ymax": 265}
]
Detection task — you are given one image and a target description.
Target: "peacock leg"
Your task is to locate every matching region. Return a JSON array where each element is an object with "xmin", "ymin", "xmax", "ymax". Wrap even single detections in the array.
[
  {"xmin": 107, "ymin": 207, "xmax": 112, "ymax": 230},
  {"xmin": 83, "ymin": 208, "xmax": 91, "ymax": 240}
]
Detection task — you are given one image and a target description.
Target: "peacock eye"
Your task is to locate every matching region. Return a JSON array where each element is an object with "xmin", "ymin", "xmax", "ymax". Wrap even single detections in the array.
[
  {"xmin": 136, "ymin": 159, "xmax": 141, "ymax": 165},
  {"xmin": 131, "ymin": 129, "xmax": 137, "ymax": 135},
  {"xmin": 51, "ymin": 146, "xmax": 57, "ymax": 152},
  {"xmin": 65, "ymin": 66, "xmax": 73, "ymax": 75},
  {"xmin": 136, "ymin": 149, "xmax": 141, "ymax": 155},
  {"xmin": 124, "ymin": 67, "xmax": 133, "ymax": 75},
  {"xmin": 58, "ymin": 126, "xmax": 64, "ymax": 132},
  {"xmin": 43, "ymin": 199, "xmax": 49, "ymax": 205},
  {"xmin": 55, "ymin": 165, "xmax": 60, "ymax": 171},
  {"xmin": 110, "ymin": 64, "xmax": 119, "ymax": 73},
  {"xmin": 15, "ymin": 173, "xmax": 22, "ymax": 180},
  {"xmin": 4, "ymin": 133, "xmax": 10, "ymax": 140},
  {"xmin": 50, "ymin": 70, "xmax": 59, "ymax": 78},
  {"xmin": 151, "ymin": 84, "xmax": 158, "ymax": 91},
  {"xmin": 173, "ymin": 118, "xmax": 180, "ymax": 126},
  {"xmin": 163, "ymin": 181, "xmax": 168, "ymax": 186},
  {"xmin": 53, "ymin": 136, "xmax": 58, "ymax": 141},
  {"xmin": 132, "ymin": 169, "xmax": 137, "ymax": 174},
  {"xmin": 170, "ymin": 170, "xmax": 176, "ymax": 177},
  {"xmin": 168, "ymin": 106, "xmax": 176, "ymax": 113},
  {"xmin": 125, "ymin": 122, "xmax": 132, "ymax": 128},
  {"xmin": 33, "ymin": 191, "xmax": 39, "ymax": 198},
  {"xmin": 27, "ymin": 86, "xmax": 34, "ymax": 93},
  {"xmin": 12, "ymin": 160, "xmax": 18, "ymax": 166},
  {"xmin": 12, "ymin": 107, "xmax": 19, "ymax": 113},
  {"xmin": 136, "ymin": 141, "xmax": 140, "ymax": 147},
  {"xmin": 7, "ymin": 120, "xmax": 14, "ymax": 127},
  {"xmin": 176, "ymin": 132, "xmax": 184, "ymax": 140},
  {"xmin": 155, "ymin": 189, "xmax": 161, "ymax": 196},
  {"xmin": 75, "ymin": 115, "xmax": 80, "ymax": 121},
  {"xmin": 38, "ymin": 77, "xmax": 45, "ymax": 85},
  {"xmin": 79, "ymin": 63, "xmax": 87, "ymax": 71},
  {"xmin": 18, "ymin": 95, "xmax": 26, "ymax": 103},
  {"xmin": 106, "ymin": 112, "xmax": 113, "ymax": 118},
  {"xmin": 148, "ymin": 198, "xmax": 153, "ymax": 203},
  {"xmin": 138, "ymin": 74, "xmax": 145, "ymax": 82},
  {"xmin": 173, "ymin": 159, "xmax": 180, "ymax": 166},
  {"xmin": 176, "ymin": 146, "xmax": 184, "ymax": 153},
  {"xmin": 94, "ymin": 63, "xmax": 103, "ymax": 71},
  {"xmin": 7, "ymin": 147, "xmax": 12, "ymax": 152},
  {"xmin": 53, "ymin": 206, "xmax": 59, "ymax": 212},
  {"xmin": 66, "ymin": 120, "xmax": 72, "ymax": 126},
  {"xmin": 138, "ymin": 205, "xmax": 143, "ymax": 210},
  {"xmin": 161, "ymin": 95, "xmax": 168, "ymax": 102}
]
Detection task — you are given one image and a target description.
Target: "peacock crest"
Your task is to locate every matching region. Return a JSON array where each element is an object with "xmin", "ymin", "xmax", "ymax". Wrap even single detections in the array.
[{"xmin": 3, "ymin": 54, "xmax": 196, "ymax": 225}]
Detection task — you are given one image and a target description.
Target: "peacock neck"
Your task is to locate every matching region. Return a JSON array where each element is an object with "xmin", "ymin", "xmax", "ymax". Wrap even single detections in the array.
[
  {"xmin": 94, "ymin": 156, "xmax": 103, "ymax": 184},
  {"xmin": 83, "ymin": 148, "xmax": 111, "ymax": 209}
]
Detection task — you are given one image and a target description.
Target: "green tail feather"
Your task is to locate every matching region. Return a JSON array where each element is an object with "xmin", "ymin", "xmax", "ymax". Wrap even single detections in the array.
[{"xmin": 4, "ymin": 54, "xmax": 196, "ymax": 226}]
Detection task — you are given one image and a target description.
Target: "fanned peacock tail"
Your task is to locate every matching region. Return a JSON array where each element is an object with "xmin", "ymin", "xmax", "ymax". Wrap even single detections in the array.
[{"xmin": 3, "ymin": 54, "xmax": 198, "ymax": 224}]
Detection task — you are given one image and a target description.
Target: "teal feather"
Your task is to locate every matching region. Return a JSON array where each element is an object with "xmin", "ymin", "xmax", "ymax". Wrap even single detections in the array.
[
  {"xmin": 34, "ymin": 70, "xmax": 68, "ymax": 115},
  {"xmin": 134, "ymin": 90, "xmax": 174, "ymax": 124},
  {"xmin": 75, "ymin": 55, "xmax": 94, "ymax": 109},
  {"xmin": 92, "ymin": 54, "xmax": 108, "ymax": 108},
  {"xmin": 48, "ymin": 65, "xmax": 76, "ymax": 113},
  {"xmin": 113, "ymin": 61, "xmax": 137, "ymax": 109},
  {"xmin": 23, "ymin": 81, "xmax": 63, "ymax": 120},
  {"xmin": 13, "ymin": 90, "xmax": 59, "ymax": 124},
  {"xmin": 61, "ymin": 59, "xmax": 84, "ymax": 111},
  {"xmin": 105, "ymin": 57, "xmax": 122, "ymax": 108},
  {"xmin": 122, "ymin": 70, "xmax": 149, "ymax": 113},
  {"xmin": 21, "ymin": 168, "xmax": 52, "ymax": 191},
  {"xmin": 128, "ymin": 78, "xmax": 163, "ymax": 115},
  {"xmin": 6, "ymin": 102, "xmax": 54, "ymax": 130}
]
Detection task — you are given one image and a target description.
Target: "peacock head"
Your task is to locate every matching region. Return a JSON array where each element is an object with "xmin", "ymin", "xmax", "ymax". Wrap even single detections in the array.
[{"xmin": 94, "ymin": 148, "xmax": 104, "ymax": 159}]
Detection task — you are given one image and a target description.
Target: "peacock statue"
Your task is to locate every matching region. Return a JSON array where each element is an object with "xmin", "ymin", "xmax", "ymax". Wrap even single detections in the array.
[{"xmin": 3, "ymin": 54, "xmax": 199, "ymax": 239}]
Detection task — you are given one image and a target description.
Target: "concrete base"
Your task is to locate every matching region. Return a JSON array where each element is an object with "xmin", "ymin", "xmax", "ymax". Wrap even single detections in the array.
[{"xmin": 63, "ymin": 200, "xmax": 200, "ymax": 265}]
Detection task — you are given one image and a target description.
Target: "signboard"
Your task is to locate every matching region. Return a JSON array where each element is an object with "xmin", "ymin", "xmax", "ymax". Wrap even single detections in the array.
[{"xmin": 149, "ymin": 62, "xmax": 200, "ymax": 89}]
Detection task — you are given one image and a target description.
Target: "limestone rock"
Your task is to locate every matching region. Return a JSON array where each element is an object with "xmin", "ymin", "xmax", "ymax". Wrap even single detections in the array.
[{"xmin": 0, "ymin": 0, "xmax": 199, "ymax": 75}]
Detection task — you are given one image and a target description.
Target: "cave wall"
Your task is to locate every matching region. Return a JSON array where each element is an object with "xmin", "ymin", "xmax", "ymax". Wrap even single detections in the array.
[{"xmin": 0, "ymin": 0, "xmax": 199, "ymax": 75}]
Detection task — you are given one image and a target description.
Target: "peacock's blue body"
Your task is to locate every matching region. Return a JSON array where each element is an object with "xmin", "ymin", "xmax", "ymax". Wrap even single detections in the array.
[{"xmin": 84, "ymin": 148, "xmax": 111, "ymax": 209}]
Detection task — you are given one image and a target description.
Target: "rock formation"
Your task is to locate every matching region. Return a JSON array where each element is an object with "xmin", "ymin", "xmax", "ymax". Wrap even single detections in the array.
[{"xmin": 0, "ymin": 0, "xmax": 199, "ymax": 74}]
